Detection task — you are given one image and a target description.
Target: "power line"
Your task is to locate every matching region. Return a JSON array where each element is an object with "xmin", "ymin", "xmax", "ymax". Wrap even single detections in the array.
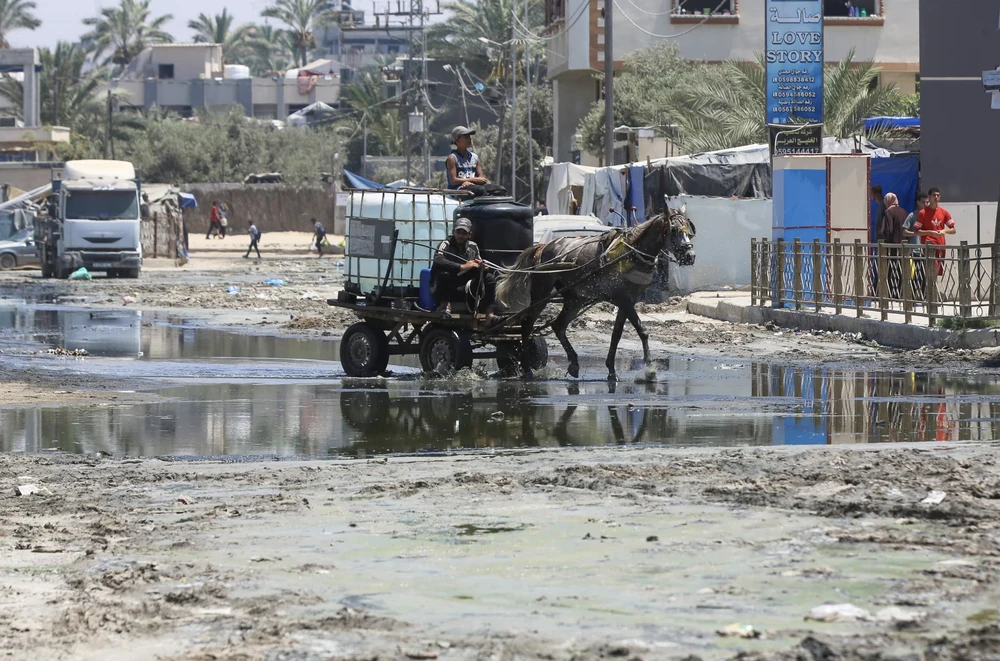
[
  {"xmin": 611, "ymin": 0, "xmax": 731, "ymax": 39},
  {"xmin": 512, "ymin": 0, "xmax": 591, "ymax": 43},
  {"xmin": 618, "ymin": 0, "xmax": 675, "ymax": 17}
]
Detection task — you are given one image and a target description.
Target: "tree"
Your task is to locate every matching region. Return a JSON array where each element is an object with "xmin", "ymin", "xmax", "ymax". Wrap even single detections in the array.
[
  {"xmin": 82, "ymin": 0, "xmax": 174, "ymax": 67},
  {"xmin": 260, "ymin": 0, "xmax": 333, "ymax": 68},
  {"xmin": 245, "ymin": 24, "xmax": 297, "ymax": 77},
  {"xmin": 678, "ymin": 50, "xmax": 906, "ymax": 152},
  {"xmin": 428, "ymin": 0, "xmax": 544, "ymax": 82},
  {"xmin": 337, "ymin": 69, "xmax": 406, "ymax": 174},
  {"xmin": 188, "ymin": 9, "xmax": 257, "ymax": 65},
  {"xmin": 0, "ymin": 42, "xmax": 106, "ymax": 128},
  {"xmin": 576, "ymin": 43, "xmax": 695, "ymax": 156},
  {"xmin": 0, "ymin": 0, "xmax": 40, "ymax": 49}
]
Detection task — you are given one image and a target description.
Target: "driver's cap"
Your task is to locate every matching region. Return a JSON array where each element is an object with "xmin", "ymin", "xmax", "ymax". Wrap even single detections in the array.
[{"xmin": 454, "ymin": 218, "xmax": 473, "ymax": 233}]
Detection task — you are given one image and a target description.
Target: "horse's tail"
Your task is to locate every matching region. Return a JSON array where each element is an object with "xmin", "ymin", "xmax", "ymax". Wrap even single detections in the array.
[{"xmin": 496, "ymin": 246, "xmax": 540, "ymax": 312}]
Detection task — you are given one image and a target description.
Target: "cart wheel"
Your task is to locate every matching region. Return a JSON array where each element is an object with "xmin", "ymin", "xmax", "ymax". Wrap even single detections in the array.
[
  {"xmin": 419, "ymin": 328, "xmax": 473, "ymax": 374},
  {"xmin": 496, "ymin": 338, "xmax": 548, "ymax": 372},
  {"xmin": 339, "ymin": 388, "xmax": 391, "ymax": 430},
  {"xmin": 340, "ymin": 322, "xmax": 390, "ymax": 377}
]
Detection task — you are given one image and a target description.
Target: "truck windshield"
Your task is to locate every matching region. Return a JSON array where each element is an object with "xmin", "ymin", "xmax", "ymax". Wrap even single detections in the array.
[{"xmin": 65, "ymin": 191, "xmax": 139, "ymax": 220}]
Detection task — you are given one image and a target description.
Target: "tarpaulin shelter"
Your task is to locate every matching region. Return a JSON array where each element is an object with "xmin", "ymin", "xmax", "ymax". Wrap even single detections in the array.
[{"xmin": 343, "ymin": 169, "xmax": 387, "ymax": 190}]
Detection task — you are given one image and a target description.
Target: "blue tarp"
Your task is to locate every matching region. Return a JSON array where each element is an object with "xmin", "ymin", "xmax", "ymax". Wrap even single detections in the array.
[
  {"xmin": 869, "ymin": 155, "xmax": 920, "ymax": 242},
  {"xmin": 177, "ymin": 192, "xmax": 198, "ymax": 208},
  {"xmin": 864, "ymin": 116, "xmax": 920, "ymax": 131},
  {"xmin": 343, "ymin": 170, "xmax": 387, "ymax": 190}
]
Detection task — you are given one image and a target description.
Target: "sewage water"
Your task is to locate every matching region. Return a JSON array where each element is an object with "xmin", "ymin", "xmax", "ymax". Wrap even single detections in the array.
[{"xmin": 2, "ymin": 305, "xmax": 1000, "ymax": 457}]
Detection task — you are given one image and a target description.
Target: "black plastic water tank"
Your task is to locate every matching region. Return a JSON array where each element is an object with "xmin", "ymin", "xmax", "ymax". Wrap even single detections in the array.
[{"xmin": 454, "ymin": 197, "xmax": 534, "ymax": 267}]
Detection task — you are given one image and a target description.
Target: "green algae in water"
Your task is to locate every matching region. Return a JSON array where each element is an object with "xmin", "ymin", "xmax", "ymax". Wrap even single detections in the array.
[{"xmin": 968, "ymin": 609, "xmax": 1000, "ymax": 624}]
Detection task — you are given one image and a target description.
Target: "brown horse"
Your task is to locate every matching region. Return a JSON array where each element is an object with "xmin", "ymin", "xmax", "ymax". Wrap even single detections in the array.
[{"xmin": 496, "ymin": 206, "xmax": 696, "ymax": 380}]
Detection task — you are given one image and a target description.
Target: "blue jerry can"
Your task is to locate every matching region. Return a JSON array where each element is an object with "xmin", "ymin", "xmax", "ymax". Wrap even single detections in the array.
[{"xmin": 419, "ymin": 268, "xmax": 436, "ymax": 311}]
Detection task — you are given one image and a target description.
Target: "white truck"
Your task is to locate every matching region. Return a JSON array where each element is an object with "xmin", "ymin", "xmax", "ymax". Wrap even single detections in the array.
[{"xmin": 36, "ymin": 159, "xmax": 143, "ymax": 279}]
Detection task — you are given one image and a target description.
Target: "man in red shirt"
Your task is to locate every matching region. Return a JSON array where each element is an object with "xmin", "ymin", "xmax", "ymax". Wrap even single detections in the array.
[{"xmin": 913, "ymin": 187, "xmax": 955, "ymax": 276}]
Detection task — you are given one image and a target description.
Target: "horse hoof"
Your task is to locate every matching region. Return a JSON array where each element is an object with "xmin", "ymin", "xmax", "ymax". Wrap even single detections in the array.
[
  {"xmin": 607, "ymin": 372, "xmax": 618, "ymax": 383},
  {"xmin": 568, "ymin": 364, "xmax": 580, "ymax": 379},
  {"xmin": 521, "ymin": 368, "xmax": 534, "ymax": 381}
]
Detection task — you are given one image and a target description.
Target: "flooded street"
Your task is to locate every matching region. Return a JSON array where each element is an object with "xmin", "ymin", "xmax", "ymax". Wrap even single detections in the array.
[
  {"xmin": 4, "ymin": 279, "xmax": 1000, "ymax": 660},
  {"xmin": 2, "ymin": 304, "xmax": 1000, "ymax": 458}
]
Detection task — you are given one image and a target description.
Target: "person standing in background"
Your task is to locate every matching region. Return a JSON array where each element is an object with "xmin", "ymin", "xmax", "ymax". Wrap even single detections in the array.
[
  {"xmin": 902, "ymin": 191, "xmax": 929, "ymax": 297},
  {"xmin": 207, "ymin": 201, "xmax": 221, "ymax": 239},
  {"xmin": 879, "ymin": 192, "xmax": 907, "ymax": 299},
  {"xmin": 913, "ymin": 187, "xmax": 956, "ymax": 278}
]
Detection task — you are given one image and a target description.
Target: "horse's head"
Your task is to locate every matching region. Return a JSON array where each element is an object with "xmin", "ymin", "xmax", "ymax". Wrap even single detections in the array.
[
  {"xmin": 665, "ymin": 204, "xmax": 696, "ymax": 266},
  {"xmin": 632, "ymin": 205, "xmax": 696, "ymax": 267}
]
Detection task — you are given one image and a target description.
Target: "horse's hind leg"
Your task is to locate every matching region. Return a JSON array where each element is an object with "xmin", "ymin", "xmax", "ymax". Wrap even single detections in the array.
[
  {"xmin": 605, "ymin": 307, "xmax": 628, "ymax": 382},
  {"xmin": 622, "ymin": 298, "xmax": 654, "ymax": 379},
  {"xmin": 552, "ymin": 296, "xmax": 586, "ymax": 378}
]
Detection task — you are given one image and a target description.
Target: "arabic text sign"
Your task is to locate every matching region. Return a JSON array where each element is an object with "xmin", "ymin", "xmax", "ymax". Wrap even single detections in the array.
[{"xmin": 765, "ymin": 0, "xmax": 824, "ymax": 125}]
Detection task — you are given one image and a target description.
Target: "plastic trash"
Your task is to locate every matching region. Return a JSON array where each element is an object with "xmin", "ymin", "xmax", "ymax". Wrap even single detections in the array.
[
  {"xmin": 264, "ymin": 279, "xmax": 286, "ymax": 286},
  {"xmin": 716, "ymin": 623, "xmax": 759, "ymax": 639},
  {"xmin": 805, "ymin": 604, "xmax": 872, "ymax": 623},
  {"xmin": 226, "ymin": 286, "xmax": 240, "ymax": 294},
  {"xmin": 68, "ymin": 267, "xmax": 91, "ymax": 280},
  {"xmin": 921, "ymin": 490, "xmax": 947, "ymax": 505},
  {"xmin": 334, "ymin": 260, "xmax": 345, "ymax": 273}
]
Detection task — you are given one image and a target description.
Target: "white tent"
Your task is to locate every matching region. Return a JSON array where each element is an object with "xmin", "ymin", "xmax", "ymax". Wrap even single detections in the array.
[{"xmin": 545, "ymin": 162, "xmax": 599, "ymax": 215}]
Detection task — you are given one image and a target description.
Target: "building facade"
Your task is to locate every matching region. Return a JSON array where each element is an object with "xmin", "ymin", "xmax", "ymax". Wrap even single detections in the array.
[
  {"xmin": 546, "ymin": 0, "xmax": 920, "ymax": 163},
  {"xmin": 919, "ymin": 0, "xmax": 998, "ymax": 204},
  {"xmin": 108, "ymin": 44, "xmax": 340, "ymax": 119}
]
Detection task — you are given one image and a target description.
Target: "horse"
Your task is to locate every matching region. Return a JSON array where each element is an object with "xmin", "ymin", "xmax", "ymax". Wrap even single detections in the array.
[{"xmin": 495, "ymin": 206, "xmax": 696, "ymax": 381}]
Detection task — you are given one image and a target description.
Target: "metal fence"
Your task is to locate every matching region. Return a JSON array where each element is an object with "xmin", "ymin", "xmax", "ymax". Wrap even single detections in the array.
[{"xmin": 750, "ymin": 238, "xmax": 1000, "ymax": 323}]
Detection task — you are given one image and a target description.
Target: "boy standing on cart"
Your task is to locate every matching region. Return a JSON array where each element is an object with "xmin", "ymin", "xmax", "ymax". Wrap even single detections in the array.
[{"xmin": 431, "ymin": 218, "xmax": 497, "ymax": 319}]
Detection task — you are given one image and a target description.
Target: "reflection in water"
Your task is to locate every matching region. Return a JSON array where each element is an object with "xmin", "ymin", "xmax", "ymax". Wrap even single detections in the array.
[
  {"xmin": 2, "ymin": 363, "xmax": 1000, "ymax": 457},
  {"xmin": 2, "ymin": 304, "xmax": 1000, "ymax": 457}
]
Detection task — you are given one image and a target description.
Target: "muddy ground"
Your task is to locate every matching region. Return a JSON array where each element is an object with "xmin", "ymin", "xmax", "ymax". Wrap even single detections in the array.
[
  {"xmin": 5, "ymin": 446, "xmax": 1000, "ymax": 660},
  {"xmin": 4, "ymin": 238, "xmax": 1000, "ymax": 659}
]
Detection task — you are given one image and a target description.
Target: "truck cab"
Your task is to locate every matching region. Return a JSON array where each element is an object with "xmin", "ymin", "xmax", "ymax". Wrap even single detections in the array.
[{"xmin": 37, "ymin": 159, "xmax": 143, "ymax": 279}]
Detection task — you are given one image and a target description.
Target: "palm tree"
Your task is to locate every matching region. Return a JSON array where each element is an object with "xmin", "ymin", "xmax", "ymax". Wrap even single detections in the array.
[
  {"xmin": 338, "ymin": 69, "xmax": 406, "ymax": 157},
  {"xmin": 245, "ymin": 24, "xmax": 298, "ymax": 76},
  {"xmin": 82, "ymin": 0, "xmax": 174, "ymax": 68},
  {"xmin": 0, "ymin": 0, "xmax": 40, "ymax": 49},
  {"xmin": 679, "ymin": 50, "xmax": 905, "ymax": 152},
  {"xmin": 427, "ymin": 0, "xmax": 543, "ymax": 82},
  {"xmin": 260, "ymin": 0, "xmax": 334, "ymax": 68},
  {"xmin": 0, "ymin": 42, "xmax": 106, "ymax": 128},
  {"xmin": 188, "ymin": 9, "xmax": 257, "ymax": 65}
]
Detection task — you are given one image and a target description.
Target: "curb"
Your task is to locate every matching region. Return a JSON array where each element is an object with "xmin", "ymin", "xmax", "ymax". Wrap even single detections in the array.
[{"xmin": 687, "ymin": 300, "xmax": 1000, "ymax": 350}]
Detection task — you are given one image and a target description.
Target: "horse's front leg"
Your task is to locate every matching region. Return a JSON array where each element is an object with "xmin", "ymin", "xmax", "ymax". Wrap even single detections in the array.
[
  {"xmin": 605, "ymin": 307, "xmax": 628, "ymax": 382},
  {"xmin": 622, "ymin": 298, "xmax": 654, "ymax": 379}
]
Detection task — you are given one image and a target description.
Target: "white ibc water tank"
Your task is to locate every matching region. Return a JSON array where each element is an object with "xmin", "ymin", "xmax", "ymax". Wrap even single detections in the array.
[
  {"xmin": 284, "ymin": 68, "xmax": 299, "ymax": 79},
  {"xmin": 224, "ymin": 64, "xmax": 250, "ymax": 79}
]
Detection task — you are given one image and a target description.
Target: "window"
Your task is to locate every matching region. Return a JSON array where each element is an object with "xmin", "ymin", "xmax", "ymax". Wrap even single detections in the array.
[
  {"xmin": 65, "ymin": 191, "xmax": 139, "ymax": 221},
  {"xmin": 157, "ymin": 64, "xmax": 174, "ymax": 80},
  {"xmin": 674, "ymin": 0, "xmax": 736, "ymax": 15},
  {"xmin": 824, "ymin": 0, "xmax": 881, "ymax": 18}
]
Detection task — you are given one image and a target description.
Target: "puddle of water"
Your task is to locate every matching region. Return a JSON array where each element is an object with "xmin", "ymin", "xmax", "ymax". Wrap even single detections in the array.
[{"xmin": 2, "ymin": 304, "xmax": 1000, "ymax": 457}]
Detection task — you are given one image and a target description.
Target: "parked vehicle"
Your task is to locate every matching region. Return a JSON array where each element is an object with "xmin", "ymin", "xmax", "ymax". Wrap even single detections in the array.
[
  {"xmin": 35, "ymin": 159, "xmax": 143, "ymax": 279},
  {"xmin": 0, "ymin": 227, "xmax": 39, "ymax": 270},
  {"xmin": 532, "ymin": 215, "xmax": 609, "ymax": 243}
]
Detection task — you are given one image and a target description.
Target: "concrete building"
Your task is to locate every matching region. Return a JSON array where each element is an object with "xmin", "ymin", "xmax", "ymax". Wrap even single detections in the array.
[
  {"xmin": 545, "ymin": 0, "xmax": 920, "ymax": 163},
  {"xmin": 0, "ymin": 49, "xmax": 70, "ymax": 162},
  {"xmin": 919, "ymin": 0, "xmax": 998, "ymax": 205},
  {"xmin": 320, "ymin": 20, "xmax": 412, "ymax": 82},
  {"xmin": 107, "ymin": 44, "xmax": 340, "ymax": 119}
]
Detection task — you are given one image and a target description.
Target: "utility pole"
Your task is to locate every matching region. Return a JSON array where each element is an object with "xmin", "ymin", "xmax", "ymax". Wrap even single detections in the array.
[
  {"xmin": 362, "ymin": 113, "xmax": 368, "ymax": 178},
  {"xmin": 105, "ymin": 90, "xmax": 112, "ymax": 160},
  {"xmin": 510, "ymin": 4, "xmax": 517, "ymax": 200},
  {"xmin": 524, "ymin": 0, "xmax": 534, "ymax": 207},
  {"xmin": 420, "ymin": 0, "xmax": 430, "ymax": 184},
  {"xmin": 603, "ymin": 0, "xmax": 614, "ymax": 167}
]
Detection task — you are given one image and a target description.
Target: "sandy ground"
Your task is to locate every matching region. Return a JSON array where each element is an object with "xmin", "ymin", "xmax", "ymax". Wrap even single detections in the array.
[{"xmin": 4, "ymin": 237, "xmax": 1000, "ymax": 659}]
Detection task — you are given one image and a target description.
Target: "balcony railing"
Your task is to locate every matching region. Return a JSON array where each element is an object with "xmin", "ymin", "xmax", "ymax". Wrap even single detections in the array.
[{"xmin": 750, "ymin": 238, "xmax": 1000, "ymax": 324}]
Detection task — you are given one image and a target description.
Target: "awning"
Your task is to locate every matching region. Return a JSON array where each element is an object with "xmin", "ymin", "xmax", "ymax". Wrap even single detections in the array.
[
  {"xmin": 343, "ymin": 169, "xmax": 387, "ymax": 190},
  {"xmin": 864, "ymin": 116, "xmax": 920, "ymax": 131},
  {"xmin": 178, "ymin": 192, "xmax": 198, "ymax": 208}
]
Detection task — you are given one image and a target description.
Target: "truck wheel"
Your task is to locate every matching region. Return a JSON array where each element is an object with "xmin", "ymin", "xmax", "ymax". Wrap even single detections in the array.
[
  {"xmin": 0, "ymin": 253, "xmax": 15, "ymax": 270},
  {"xmin": 419, "ymin": 328, "xmax": 473, "ymax": 375},
  {"xmin": 340, "ymin": 322, "xmax": 390, "ymax": 377},
  {"xmin": 123, "ymin": 268, "xmax": 140, "ymax": 279}
]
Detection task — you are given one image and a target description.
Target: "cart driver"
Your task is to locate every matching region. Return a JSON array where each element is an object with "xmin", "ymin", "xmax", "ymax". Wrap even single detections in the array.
[{"xmin": 430, "ymin": 218, "xmax": 497, "ymax": 318}]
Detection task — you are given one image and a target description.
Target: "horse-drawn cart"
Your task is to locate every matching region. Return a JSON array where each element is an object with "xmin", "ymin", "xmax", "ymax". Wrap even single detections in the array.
[{"xmin": 329, "ymin": 188, "xmax": 547, "ymax": 377}]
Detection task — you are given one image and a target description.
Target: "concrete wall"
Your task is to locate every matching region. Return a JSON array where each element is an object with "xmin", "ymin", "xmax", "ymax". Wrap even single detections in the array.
[
  {"xmin": 0, "ymin": 162, "xmax": 60, "ymax": 192},
  {"xmin": 109, "ymin": 78, "xmax": 339, "ymax": 118},
  {"xmin": 667, "ymin": 194, "xmax": 771, "ymax": 290},
  {"xmin": 182, "ymin": 184, "xmax": 340, "ymax": 235},
  {"xmin": 152, "ymin": 45, "xmax": 222, "ymax": 80},
  {"xmin": 920, "ymin": 0, "xmax": 1000, "ymax": 203},
  {"xmin": 552, "ymin": 74, "xmax": 598, "ymax": 164}
]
